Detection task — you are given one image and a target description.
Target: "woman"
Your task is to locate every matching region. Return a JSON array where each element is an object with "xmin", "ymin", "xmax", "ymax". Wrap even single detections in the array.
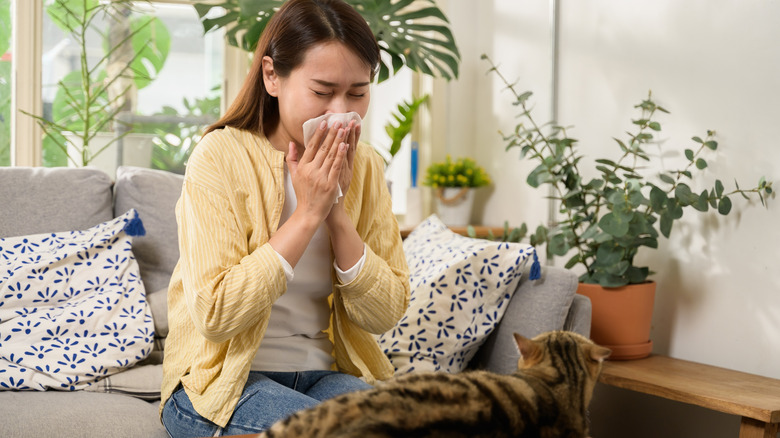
[{"xmin": 159, "ymin": 0, "xmax": 410, "ymax": 436}]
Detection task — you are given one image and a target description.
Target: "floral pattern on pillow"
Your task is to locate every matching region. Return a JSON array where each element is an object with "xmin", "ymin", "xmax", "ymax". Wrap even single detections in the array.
[
  {"xmin": 0, "ymin": 209, "xmax": 153, "ymax": 391},
  {"xmin": 378, "ymin": 215, "xmax": 538, "ymax": 374}
]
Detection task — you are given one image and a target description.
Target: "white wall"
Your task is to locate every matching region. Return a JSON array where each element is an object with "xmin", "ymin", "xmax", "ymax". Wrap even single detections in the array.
[{"xmin": 438, "ymin": 1, "xmax": 780, "ymax": 436}]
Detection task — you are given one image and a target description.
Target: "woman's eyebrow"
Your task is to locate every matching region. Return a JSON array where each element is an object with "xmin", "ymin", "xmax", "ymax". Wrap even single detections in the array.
[{"xmin": 312, "ymin": 79, "xmax": 370, "ymax": 88}]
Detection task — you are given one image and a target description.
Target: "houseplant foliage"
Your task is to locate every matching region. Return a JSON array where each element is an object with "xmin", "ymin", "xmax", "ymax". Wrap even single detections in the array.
[
  {"xmin": 192, "ymin": 0, "xmax": 460, "ymax": 82},
  {"xmin": 423, "ymin": 155, "xmax": 491, "ymax": 188},
  {"xmin": 25, "ymin": 0, "xmax": 170, "ymax": 167},
  {"xmin": 374, "ymin": 94, "xmax": 428, "ymax": 165},
  {"xmin": 482, "ymin": 54, "xmax": 773, "ymax": 288}
]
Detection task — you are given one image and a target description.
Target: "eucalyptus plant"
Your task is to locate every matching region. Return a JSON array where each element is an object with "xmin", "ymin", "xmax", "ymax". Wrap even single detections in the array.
[
  {"xmin": 193, "ymin": 0, "xmax": 460, "ymax": 82},
  {"xmin": 24, "ymin": 0, "xmax": 170, "ymax": 167},
  {"xmin": 482, "ymin": 55, "xmax": 773, "ymax": 288}
]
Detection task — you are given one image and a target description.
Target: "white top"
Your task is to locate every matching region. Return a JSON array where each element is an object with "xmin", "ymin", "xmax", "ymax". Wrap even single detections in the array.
[{"xmin": 251, "ymin": 165, "xmax": 365, "ymax": 372}]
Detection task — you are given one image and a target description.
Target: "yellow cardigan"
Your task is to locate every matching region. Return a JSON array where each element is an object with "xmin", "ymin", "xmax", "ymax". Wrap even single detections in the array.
[{"xmin": 159, "ymin": 126, "xmax": 410, "ymax": 427}]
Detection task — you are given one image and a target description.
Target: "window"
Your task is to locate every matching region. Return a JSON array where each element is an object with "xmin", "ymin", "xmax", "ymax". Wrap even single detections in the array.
[
  {"xmin": 38, "ymin": 1, "xmax": 223, "ymax": 176},
  {"xmin": 0, "ymin": 0, "xmax": 11, "ymax": 167}
]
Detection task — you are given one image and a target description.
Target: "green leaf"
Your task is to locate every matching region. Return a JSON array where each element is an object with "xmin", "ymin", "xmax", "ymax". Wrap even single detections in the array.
[
  {"xmin": 548, "ymin": 233, "xmax": 570, "ymax": 256},
  {"xmin": 675, "ymin": 183, "xmax": 698, "ymax": 206},
  {"xmin": 649, "ymin": 185, "xmax": 667, "ymax": 211},
  {"xmin": 684, "ymin": 149, "xmax": 694, "ymax": 161},
  {"xmin": 660, "ymin": 211, "xmax": 673, "ymax": 238},
  {"xmin": 715, "ymin": 179, "xmax": 725, "ymax": 197},
  {"xmin": 626, "ymin": 266, "xmax": 650, "ymax": 284},
  {"xmin": 696, "ymin": 158, "xmax": 707, "ymax": 169},
  {"xmin": 46, "ymin": 0, "xmax": 100, "ymax": 34},
  {"xmin": 718, "ymin": 196, "xmax": 733, "ymax": 215},
  {"xmin": 599, "ymin": 212, "xmax": 631, "ymax": 237},
  {"xmin": 692, "ymin": 136, "xmax": 704, "ymax": 143},
  {"xmin": 704, "ymin": 140, "xmax": 718, "ymax": 150},
  {"xmin": 660, "ymin": 173, "xmax": 676, "ymax": 185},
  {"xmin": 648, "ymin": 121, "xmax": 661, "ymax": 131},
  {"xmin": 126, "ymin": 16, "xmax": 171, "ymax": 89},
  {"xmin": 0, "ymin": 0, "xmax": 10, "ymax": 55},
  {"xmin": 693, "ymin": 190, "xmax": 709, "ymax": 212}
]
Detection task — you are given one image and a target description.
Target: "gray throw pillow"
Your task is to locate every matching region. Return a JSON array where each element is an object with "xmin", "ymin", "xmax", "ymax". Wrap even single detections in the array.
[
  {"xmin": 0, "ymin": 167, "xmax": 113, "ymax": 238},
  {"xmin": 113, "ymin": 166, "xmax": 183, "ymax": 295}
]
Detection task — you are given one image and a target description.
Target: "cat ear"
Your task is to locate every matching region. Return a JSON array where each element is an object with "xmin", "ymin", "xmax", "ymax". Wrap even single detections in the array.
[
  {"xmin": 513, "ymin": 333, "xmax": 539, "ymax": 361},
  {"xmin": 589, "ymin": 345, "xmax": 612, "ymax": 363}
]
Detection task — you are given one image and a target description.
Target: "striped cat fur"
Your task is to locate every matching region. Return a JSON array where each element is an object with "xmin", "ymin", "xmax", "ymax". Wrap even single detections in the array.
[{"xmin": 260, "ymin": 330, "xmax": 611, "ymax": 438}]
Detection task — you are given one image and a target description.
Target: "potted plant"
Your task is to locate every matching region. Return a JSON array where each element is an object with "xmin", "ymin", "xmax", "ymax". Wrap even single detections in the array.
[
  {"xmin": 483, "ymin": 55, "xmax": 773, "ymax": 359},
  {"xmin": 23, "ymin": 0, "xmax": 170, "ymax": 174},
  {"xmin": 423, "ymin": 155, "xmax": 491, "ymax": 226},
  {"xmin": 193, "ymin": 0, "xmax": 460, "ymax": 83}
]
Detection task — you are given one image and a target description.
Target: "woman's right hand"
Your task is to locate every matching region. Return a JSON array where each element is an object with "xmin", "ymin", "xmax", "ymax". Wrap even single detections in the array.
[{"xmin": 286, "ymin": 119, "xmax": 349, "ymax": 221}]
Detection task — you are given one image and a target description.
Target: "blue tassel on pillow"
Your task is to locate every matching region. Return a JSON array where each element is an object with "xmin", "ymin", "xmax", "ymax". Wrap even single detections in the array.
[
  {"xmin": 529, "ymin": 250, "xmax": 541, "ymax": 280},
  {"xmin": 123, "ymin": 210, "xmax": 146, "ymax": 237}
]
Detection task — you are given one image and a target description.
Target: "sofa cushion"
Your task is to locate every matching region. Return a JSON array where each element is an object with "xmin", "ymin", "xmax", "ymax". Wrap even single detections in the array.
[
  {"xmin": 0, "ymin": 391, "xmax": 167, "ymax": 437},
  {"xmin": 114, "ymin": 166, "xmax": 183, "ymax": 295},
  {"xmin": 378, "ymin": 215, "xmax": 537, "ymax": 374},
  {"xmin": 469, "ymin": 265, "xmax": 579, "ymax": 374},
  {"xmin": 0, "ymin": 167, "xmax": 113, "ymax": 238},
  {"xmin": 0, "ymin": 209, "xmax": 154, "ymax": 391}
]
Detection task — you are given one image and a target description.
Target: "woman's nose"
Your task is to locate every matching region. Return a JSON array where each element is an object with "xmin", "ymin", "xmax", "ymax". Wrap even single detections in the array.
[{"xmin": 328, "ymin": 96, "xmax": 349, "ymax": 114}]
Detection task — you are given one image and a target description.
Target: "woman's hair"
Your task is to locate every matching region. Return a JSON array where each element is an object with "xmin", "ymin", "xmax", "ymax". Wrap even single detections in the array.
[{"xmin": 205, "ymin": 0, "xmax": 380, "ymax": 136}]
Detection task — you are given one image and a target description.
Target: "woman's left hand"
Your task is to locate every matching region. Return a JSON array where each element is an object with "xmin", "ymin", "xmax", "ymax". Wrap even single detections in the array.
[{"xmin": 336, "ymin": 120, "xmax": 359, "ymax": 197}]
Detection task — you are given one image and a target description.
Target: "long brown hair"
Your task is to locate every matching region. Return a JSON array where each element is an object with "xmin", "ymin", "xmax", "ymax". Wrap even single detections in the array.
[{"xmin": 205, "ymin": 0, "xmax": 380, "ymax": 136}]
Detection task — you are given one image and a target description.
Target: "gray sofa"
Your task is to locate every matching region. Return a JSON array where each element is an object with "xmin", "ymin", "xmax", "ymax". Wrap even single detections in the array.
[{"xmin": 0, "ymin": 165, "xmax": 590, "ymax": 437}]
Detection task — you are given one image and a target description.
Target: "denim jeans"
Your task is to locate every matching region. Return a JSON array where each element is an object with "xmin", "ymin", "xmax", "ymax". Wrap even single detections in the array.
[{"xmin": 161, "ymin": 370, "xmax": 372, "ymax": 438}]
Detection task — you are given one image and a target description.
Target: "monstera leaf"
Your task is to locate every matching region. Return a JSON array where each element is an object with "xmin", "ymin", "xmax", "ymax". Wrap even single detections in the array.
[
  {"xmin": 193, "ymin": 0, "xmax": 460, "ymax": 82},
  {"xmin": 103, "ymin": 15, "xmax": 171, "ymax": 90}
]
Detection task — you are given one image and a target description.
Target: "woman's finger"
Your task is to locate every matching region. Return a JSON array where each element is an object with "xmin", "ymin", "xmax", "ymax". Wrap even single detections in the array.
[
  {"xmin": 316, "ymin": 125, "xmax": 345, "ymax": 169},
  {"xmin": 347, "ymin": 122, "xmax": 359, "ymax": 168},
  {"xmin": 300, "ymin": 119, "xmax": 325, "ymax": 164},
  {"xmin": 328, "ymin": 142, "xmax": 348, "ymax": 184},
  {"xmin": 312, "ymin": 122, "xmax": 344, "ymax": 167}
]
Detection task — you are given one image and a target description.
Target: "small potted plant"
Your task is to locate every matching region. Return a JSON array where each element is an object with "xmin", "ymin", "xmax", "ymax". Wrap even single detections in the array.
[
  {"xmin": 423, "ymin": 155, "xmax": 492, "ymax": 226},
  {"xmin": 483, "ymin": 54, "xmax": 773, "ymax": 359}
]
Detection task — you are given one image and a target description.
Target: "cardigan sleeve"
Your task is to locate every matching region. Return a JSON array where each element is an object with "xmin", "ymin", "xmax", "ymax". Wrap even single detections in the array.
[
  {"xmin": 176, "ymin": 139, "xmax": 287, "ymax": 344},
  {"xmin": 334, "ymin": 146, "xmax": 410, "ymax": 334}
]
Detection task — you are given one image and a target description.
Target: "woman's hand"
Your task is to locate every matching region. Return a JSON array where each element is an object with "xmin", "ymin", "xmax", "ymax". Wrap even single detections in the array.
[
  {"xmin": 336, "ymin": 119, "xmax": 360, "ymax": 196},
  {"xmin": 286, "ymin": 120, "xmax": 348, "ymax": 221}
]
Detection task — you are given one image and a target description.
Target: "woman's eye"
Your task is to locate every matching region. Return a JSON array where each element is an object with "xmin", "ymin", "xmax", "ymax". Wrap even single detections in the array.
[
  {"xmin": 349, "ymin": 93, "xmax": 367, "ymax": 98},
  {"xmin": 313, "ymin": 90, "xmax": 331, "ymax": 96}
]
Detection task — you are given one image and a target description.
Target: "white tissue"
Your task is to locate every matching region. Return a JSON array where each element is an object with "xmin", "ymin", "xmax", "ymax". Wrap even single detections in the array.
[{"xmin": 302, "ymin": 112, "xmax": 362, "ymax": 204}]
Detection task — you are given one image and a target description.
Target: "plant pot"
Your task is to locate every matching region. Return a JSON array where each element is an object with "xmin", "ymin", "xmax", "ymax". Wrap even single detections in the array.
[
  {"xmin": 434, "ymin": 187, "xmax": 475, "ymax": 226},
  {"xmin": 577, "ymin": 281, "xmax": 656, "ymax": 360},
  {"xmin": 66, "ymin": 132, "xmax": 155, "ymax": 180}
]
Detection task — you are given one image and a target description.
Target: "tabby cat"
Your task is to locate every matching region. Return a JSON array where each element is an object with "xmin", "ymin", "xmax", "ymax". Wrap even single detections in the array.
[{"xmin": 260, "ymin": 330, "xmax": 611, "ymax": 438}]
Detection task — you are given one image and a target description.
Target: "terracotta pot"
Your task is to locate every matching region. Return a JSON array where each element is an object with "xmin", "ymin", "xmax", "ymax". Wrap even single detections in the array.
[{"xmin": 577, "ymin": 281, "xmax": 656, "ymax": 360}]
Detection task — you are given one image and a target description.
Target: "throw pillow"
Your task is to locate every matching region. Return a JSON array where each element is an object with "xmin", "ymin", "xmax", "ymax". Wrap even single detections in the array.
[
  {"xmin": 377, "ymin": 214, "xmax": 540, "ymax": 374},
  {"xmin": 0, "ymin": 209, "xmax": 153, "ymax": 391}
]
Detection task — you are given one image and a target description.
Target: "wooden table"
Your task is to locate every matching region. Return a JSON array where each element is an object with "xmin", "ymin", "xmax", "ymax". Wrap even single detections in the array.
[
  {"xmin": 599, "ymin": 355, "xmax": 780, "ymax": 438},
  {"xmin": 400, "ymin": 225, "xmax": 507, "ymax": 240}
]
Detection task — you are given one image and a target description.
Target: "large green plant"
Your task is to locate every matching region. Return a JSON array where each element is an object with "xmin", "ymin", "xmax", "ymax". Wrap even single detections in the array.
[
  {"xmin": 193, "ymin": 0, "xmax": 459, "ymax": 82},
  {"xmin": 24, "ymin": 0, "xmax": 170, "ymax": 167},
  {"xmin": 483, "ymin": 55, "xmax": 773, "ymax": 287}
]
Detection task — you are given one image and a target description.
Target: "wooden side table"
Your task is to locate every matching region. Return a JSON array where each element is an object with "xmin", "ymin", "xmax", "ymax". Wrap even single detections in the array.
[
  {"xmin": 399, "ymin": 225, "xmax": 507, "ymax": 240},
  {"xmin": 599, "ymin": 355, "xmax": 780, "ymax": 438}
]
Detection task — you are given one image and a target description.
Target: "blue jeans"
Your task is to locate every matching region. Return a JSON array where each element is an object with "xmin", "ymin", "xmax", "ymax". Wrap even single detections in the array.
[{"xmin": 161, "ymin": 370, "xmax": 372, "ymax": 438}]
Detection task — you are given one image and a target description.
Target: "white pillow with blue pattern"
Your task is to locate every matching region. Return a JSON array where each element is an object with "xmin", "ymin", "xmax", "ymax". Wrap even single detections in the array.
[
  {"xmin": 378, "ymin": 214, "xmax": 539, "ymax": 374},
  {"xmin": 0, "ymin": 209, "xmax": 153, "ymax": 391}
]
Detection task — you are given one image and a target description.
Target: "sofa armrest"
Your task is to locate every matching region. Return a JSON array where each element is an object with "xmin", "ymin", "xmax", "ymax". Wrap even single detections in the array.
[
  {"xmin": 564, "ymin": 294, "xmax": 591, "ymax": 336},
  {"xmin": 467, "ymin": 265, "xmax": 582, "ymax": 374}
]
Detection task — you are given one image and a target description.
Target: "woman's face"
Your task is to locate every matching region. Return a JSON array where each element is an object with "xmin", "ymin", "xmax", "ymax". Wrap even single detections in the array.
[{"xmin": 263, "ymin": 41, "xmax": 372, "ymax": 153}]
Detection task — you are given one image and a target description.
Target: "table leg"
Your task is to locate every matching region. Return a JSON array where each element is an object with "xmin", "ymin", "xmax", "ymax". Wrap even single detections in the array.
[{"xmin": 739, "ymin": 417, "xmax": 779, "ymax": 438}]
